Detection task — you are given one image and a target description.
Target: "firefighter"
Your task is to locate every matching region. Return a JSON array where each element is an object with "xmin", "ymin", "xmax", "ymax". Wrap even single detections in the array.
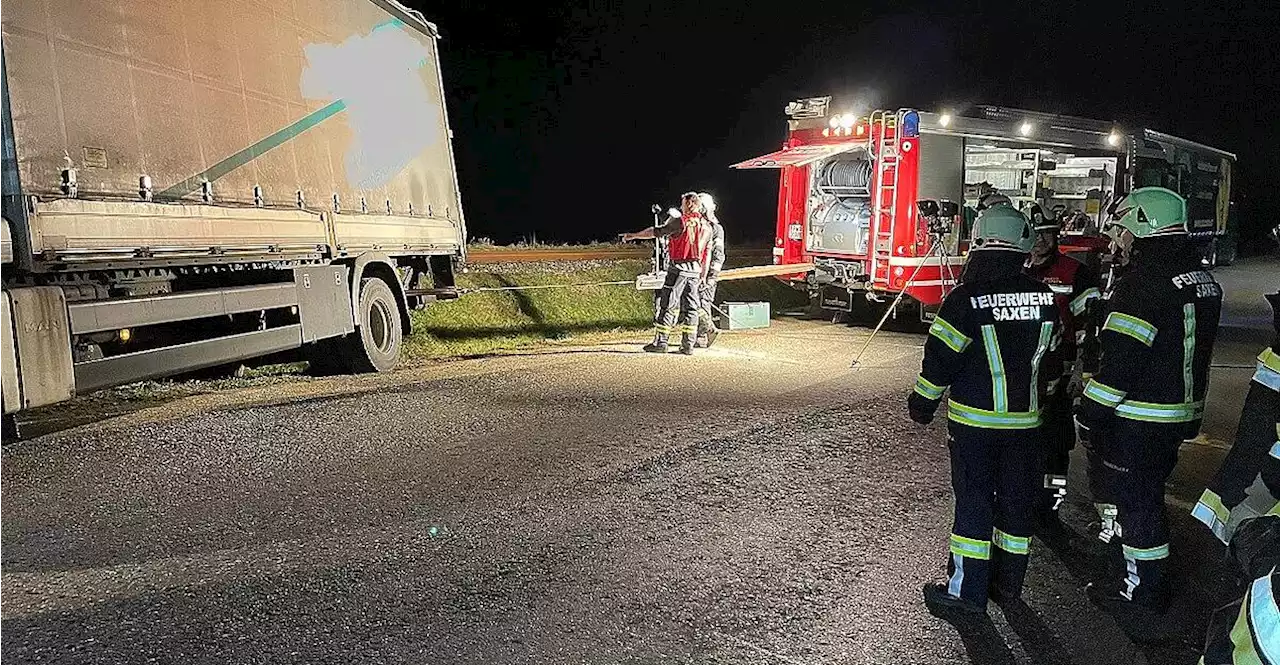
[
  {"xmin": 696, "ymin": 192, "xmax": 725, "ymax": 348},
  {"xmin": 1199, "ymin": 517, "xmax": 1280, "ymax": 665},
  {"xmin": 621, "ymin": 192, "xmax": 712, "ymax": 355},
  {"xmin": 908, "ymin": 205, "xmax": 1062, "ymax": 613},
  {"xmin": 1026, "ymin": 211, "xmax": 1101, "ymax": 532},
  {"xmin": 1194, "ymin": 291, "xmax": 1279, "ymax": 664},
  {"xmin": 1076, "ymin": 186, "xmax": 1224, "ymax": 613},
  {"xmin": 1191, "ymin": 291, "xmax": 1280, "ymax": 544}
]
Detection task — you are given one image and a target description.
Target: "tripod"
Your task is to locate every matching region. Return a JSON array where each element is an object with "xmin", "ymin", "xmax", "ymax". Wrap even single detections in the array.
[{"xmin": 850, "ymin": 230, "xmax": 957, "ymax": 367}]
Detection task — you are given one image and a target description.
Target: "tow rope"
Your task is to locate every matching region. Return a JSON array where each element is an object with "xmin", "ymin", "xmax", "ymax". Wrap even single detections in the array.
[{"xmin": 457, "ymin": 280, "xmax": 635, "ymax": 295}]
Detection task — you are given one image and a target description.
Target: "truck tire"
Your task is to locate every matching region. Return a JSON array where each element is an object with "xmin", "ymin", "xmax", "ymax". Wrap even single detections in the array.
[{"xmin": 344, "ymin": 277, "xmax": 403, "ymax": 373}]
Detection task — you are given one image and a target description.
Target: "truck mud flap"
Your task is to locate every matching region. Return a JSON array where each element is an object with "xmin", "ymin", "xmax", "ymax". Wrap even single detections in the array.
[{"xmin": 819, "ymin": 285, "xmax": 854, "ymax": 312}]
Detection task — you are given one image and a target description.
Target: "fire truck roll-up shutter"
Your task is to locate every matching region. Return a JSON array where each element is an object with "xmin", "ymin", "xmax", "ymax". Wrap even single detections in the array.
[{"xmin": 730, "ymin": 142, "xmax": 866, "ymax": 169}]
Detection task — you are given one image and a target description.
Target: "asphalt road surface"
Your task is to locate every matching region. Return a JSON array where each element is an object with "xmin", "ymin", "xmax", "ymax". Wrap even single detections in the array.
[{"xmin": 2, "ymin": 258, "xmax": 1275, "ymax": 665}]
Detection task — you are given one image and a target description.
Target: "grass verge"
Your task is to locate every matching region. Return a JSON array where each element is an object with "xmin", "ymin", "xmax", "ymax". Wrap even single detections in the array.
[{"xmin": 405, "ymin": 260, "xmax": 809, "ymax": 358}]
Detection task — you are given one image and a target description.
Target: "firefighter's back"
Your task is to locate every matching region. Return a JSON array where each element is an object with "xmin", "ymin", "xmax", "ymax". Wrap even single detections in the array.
[
  {"xmin": 1102, "ymin": 251, "xmax": 1223, "ymax": 429},
  {"xmin": 941, "ymin": 272, "xmax": 1060, "ymax": 428}
]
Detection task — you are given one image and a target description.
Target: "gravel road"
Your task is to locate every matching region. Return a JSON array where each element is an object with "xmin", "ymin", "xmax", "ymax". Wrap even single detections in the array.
[{"xmin": 1, "ymin": 316, "xmax": 1236, "ymax": 664}]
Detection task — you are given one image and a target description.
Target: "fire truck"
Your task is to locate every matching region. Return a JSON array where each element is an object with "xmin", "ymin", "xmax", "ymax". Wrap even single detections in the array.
[{"xmin": 730, "ymin": 99, "xmax": 1236, "ymax": 317}]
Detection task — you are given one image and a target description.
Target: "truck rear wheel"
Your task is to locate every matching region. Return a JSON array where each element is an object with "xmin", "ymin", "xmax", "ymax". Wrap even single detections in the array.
[{"xmin": 345, "ymin": 277, "xmax": 402, "ymax": 373}]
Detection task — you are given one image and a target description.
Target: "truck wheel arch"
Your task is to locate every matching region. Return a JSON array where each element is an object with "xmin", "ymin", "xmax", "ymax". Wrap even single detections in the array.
[{"xmin": 345, "ymin": 253, "xmax": 411, "ymax": 335}]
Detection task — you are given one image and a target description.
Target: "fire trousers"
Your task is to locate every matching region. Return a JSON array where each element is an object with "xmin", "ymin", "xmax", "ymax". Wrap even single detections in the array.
[
  {"xmin": 1039, "ymin": 383, "xmax": 1075, "ymax": 512},
  {"xmin": 653, "ymin": 266, "xmax": 702, "ymax": 345},
  {"xmin": 1086, "ymin": 416, "xmax": 1183, "ymax": 606},
  {"xmin": 697, "ymin": 274, "xmax": 719, "ymax": 338},
  {"xmin": 945, "ymin": 422, "xmax": 1041, "ymax": 604}
]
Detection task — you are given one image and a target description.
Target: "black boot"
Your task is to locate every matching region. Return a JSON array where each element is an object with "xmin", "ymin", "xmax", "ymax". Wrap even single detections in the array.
[
  {"xmin": 643, "ymin": 333, "xmax": 669, "ymax": 353},
  {"xmin": 923, "ymin": 581, "xmax": 986, "ymax": 616}
]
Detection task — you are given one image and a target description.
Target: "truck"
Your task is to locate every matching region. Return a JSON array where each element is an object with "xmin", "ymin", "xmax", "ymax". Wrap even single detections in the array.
[
  {"xmin": 731, "ymin": 99, "xmax": 1236, "ymax": 317},
  {"xmin": 1, "ymin": 0, "xmax": 466, "ymax": 428}
]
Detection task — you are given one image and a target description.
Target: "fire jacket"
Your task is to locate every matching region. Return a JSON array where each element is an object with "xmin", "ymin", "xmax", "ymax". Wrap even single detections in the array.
[
  {"xmin": 1027, "ymin": 251, "xmax": 1100, "ymax": 376},
  {"xmin": 911, "ymin": 253, "xmax": 1063, "ymax": 429},
  {"xmin": 1191, "ymin": 293, "xmax": 1280, "ymax": 544},
  {"xmin": 1079, "ymin": 238, "xmax": 1223, "ymax": 432},
  {"xmin": 707, "ymin": 221, "xmax": 726, "ymax": 278},
  {"xmin": 1199, "ymin": 566, "xmax": 1280, "ymax": 665}
]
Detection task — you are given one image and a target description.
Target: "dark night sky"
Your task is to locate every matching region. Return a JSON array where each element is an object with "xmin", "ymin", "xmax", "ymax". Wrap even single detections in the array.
[{"xmin": 410, "ymin": 0, "xmax": 1280, "ymax": 247}]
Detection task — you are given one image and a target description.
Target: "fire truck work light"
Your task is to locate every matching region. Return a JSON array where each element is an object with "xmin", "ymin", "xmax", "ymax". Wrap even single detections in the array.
[
  {"xmin": 1019, "ymin": 121, "xmax": 1034, "ymax": 136},
  {"xmin": 939, "ymin": 113, "xmax": 953, "ymax": 127},
  {"xmin": 829, "ymin": 116, "xmax": 841, "ymax": 129},
  {"xmin": 839, "ymin": 114, "xmax": 856, "ymax": 129},
  {"xmin": 1106, "ymin": 130, "xmax": 1121, "ymax": 147}
]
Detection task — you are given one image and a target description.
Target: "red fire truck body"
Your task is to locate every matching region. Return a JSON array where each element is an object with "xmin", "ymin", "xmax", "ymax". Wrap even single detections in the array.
[{"xmin": 731, "ymin": 100, "xmax": 1235, "ymax": 315}]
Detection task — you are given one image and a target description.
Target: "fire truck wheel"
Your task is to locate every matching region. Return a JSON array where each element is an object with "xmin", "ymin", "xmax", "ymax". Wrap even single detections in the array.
[{"xmin": 344, "ymin": 277, "xmax": 403, "ymax": 373}]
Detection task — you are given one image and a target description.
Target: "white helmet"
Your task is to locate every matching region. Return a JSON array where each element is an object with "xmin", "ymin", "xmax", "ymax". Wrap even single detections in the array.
[{"xmin": 698, "ymin": 192, "xmax": 716, "ymax": 214}]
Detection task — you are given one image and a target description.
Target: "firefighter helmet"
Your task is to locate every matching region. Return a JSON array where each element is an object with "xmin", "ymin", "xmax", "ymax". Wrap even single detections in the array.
[
  {"xmin": 1029, "ymin": 204, "xmax": 1060, "ymax": 233},
  {"xmin": 971, "ymin": 205, "xmax": 1034, "ymax": 253},
  {"xmin": 697, "ymin": 192, "xmax": 716, "ymax": 214},
  {"xmin": 1106, "ymin": 187, "xmax": 1187, "ymax": 238},
  {"xmin": 977, "ymin": 192, "xmax": 1013, "ymax": 211},
  {"xmin": 698, "ymin": 192, "xmax": 720, "ymax": 223}
]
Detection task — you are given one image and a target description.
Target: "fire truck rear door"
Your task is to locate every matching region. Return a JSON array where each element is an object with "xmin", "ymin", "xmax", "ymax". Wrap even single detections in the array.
[{"xmin": 730, "ymin": 141, "xmax": 865, "ymax": 169}]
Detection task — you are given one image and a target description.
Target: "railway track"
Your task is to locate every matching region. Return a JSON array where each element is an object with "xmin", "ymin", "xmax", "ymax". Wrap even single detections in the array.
[{"xmin": 466, "ymin": 246, "xmax": 773, "ymax": 265}]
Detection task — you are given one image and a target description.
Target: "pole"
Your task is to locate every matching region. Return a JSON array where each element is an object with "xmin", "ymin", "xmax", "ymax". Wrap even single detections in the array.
[{"xmin": 850, "ymin": 234, "xmax": 952, "ymax": 367}]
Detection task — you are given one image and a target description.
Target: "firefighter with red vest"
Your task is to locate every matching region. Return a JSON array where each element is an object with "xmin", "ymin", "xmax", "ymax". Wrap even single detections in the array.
[
  {"xmin": 1025, "ymin": 206, "xmax": 1101, "ymax": 532},
  {"xmin": 908, "ymin": 205, "xmax": 1063, "ymax": 614},
  {"xmin": 622, "ymin": 192, "xmax": 713, "ymax": 355},
  {"xmin": 1077, "ymin": 187, "xmax": 1223, "ymax": 613}
]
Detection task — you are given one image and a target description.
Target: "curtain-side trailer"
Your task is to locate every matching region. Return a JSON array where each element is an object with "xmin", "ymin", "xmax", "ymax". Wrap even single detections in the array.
[{"xmin": 1, "ymin": 0, "xmax": 467, "ymax": 427}]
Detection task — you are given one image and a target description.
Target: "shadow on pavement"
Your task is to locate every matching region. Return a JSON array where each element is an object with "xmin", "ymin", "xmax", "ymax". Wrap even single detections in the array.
[
  {"xmin": 999, "ymin": 599, "xmax": 1073, "ymax": 665},
  {"xmin": 929, "ymin": 612, "xmax": 1017, "ymax": 665}
]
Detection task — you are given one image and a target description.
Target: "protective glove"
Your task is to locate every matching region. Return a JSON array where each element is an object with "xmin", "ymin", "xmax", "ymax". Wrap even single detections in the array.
[{"xmin": 907, "ymin": 391, "xmax": 938, "ymax": 425}]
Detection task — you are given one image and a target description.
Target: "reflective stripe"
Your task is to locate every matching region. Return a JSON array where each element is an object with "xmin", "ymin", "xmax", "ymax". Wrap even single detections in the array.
[
  {"xmin": 1182, "ymin": 304, "xmax": 1196, "ymax": 403},
  {"xmin": 1044, "ymin": 474, "xmax": 1068, "ymax": 489},
  {"xmin": 1262, "ymin": 347, "xmax": 1280, "ymax": 373},
  {"xmin": 1029, "ymin": 321, "xmax": 1053, "ymax": 412},
  {"xmin": 1123, "ymin": 556, "xmax": 1140, "ymax": 600},
  {"xmin": 678, "ymin": 324, "xmax": 697, "ymax": 333},
  {"xmin": 1104, "ymin": 311, "xmax": 1158, "ymax": 346},
  {"xmin": 1123, "ymin": 543, "xmax": 1170, "ymax": 561},
  {"xmin": 1191, "ymin": 489, "xmax": 1230, "ymax": 544},
  {"xmin": 1115, "ymin": 399, "xmax": 1204, "ymax": 423},
  {"xmin": 930, "ymin": 316, "xmax": 972, "ymax": 353},
  {"xmin": 654, "ymin": 324, "xmax": 673, "ymax": 334},
  {"xmin": 1255, "ymin": 348, "xmax": 1280, "ymax": 392},
  {"xmin": 947, "ymin": 400, "xmax": 1041, "ymax": 430},
  {"xmin": 1228, "ymin": 585, "xmax": 1261, "ymax": 664},
  {"xmin": 915, "ymin": 375, "xmax": 946, "ymax": 400},
  {"xmin": 948, "ymin": 552, "xmax": 965, "ymax": 598},
  {"xmin": 981, "ymin": 325, "xmax": 1008, "ymax": 412},
  {"xmin": 1083, "ymin": 379, "xmax": 1126, "ymax": 408},
  {"xmin": 950, "ymin": 533, "xmax": 991, "ymax": 560},
  {"xmin": 1070, "ymin": 287, "xmax": 1100, "ymax": 316},
  {"xmin": 992, "ymin": 528, "xmax": 1030, "ymax": 555},
  {"xmin": 1248, "ymin": 572, "xmax": 1280, "ymax": 664}
]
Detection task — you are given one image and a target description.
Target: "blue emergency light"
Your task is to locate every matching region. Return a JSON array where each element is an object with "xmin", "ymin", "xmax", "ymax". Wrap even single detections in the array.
[{"xmin": 902, "ymin": 110, "xmax": 920, "ymax": 138}]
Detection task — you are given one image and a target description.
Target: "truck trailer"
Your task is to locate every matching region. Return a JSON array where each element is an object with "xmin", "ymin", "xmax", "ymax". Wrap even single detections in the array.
[
  {"xmin": 1, "ymin": 0, "xmax": 466, "ymax": 424},
  {"xmin": 731, "ymin": 99, "xmax": 1236, "ymax": 316}
]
